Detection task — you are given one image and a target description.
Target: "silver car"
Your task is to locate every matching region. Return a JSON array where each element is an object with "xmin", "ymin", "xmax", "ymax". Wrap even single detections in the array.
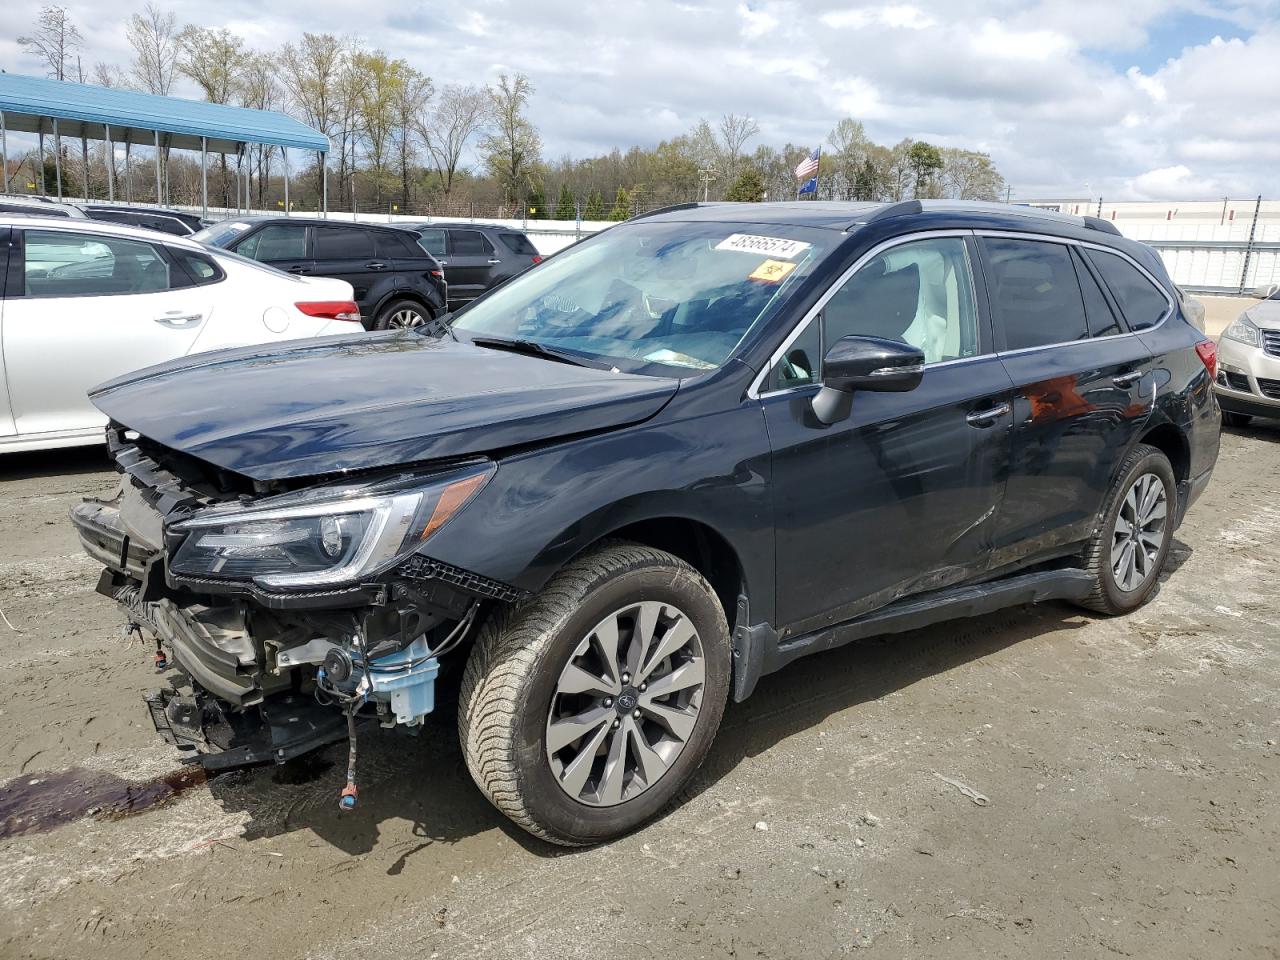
[{"xmin": 1214, "ymin": 287, "xmax": 1280, "ymax": 426}]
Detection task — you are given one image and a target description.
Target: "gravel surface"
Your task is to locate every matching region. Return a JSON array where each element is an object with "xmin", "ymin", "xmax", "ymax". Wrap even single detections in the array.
[{"xmin": 0, "ymin": 423, "xmax": 1277, "ymax": 960}]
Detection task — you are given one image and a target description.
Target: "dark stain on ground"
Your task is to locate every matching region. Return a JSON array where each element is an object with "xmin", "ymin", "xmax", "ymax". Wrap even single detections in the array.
[
  {"xmin": 0, "ymin": 765, "xmax": 207, "ymax": 840},
  {"xmin": 272, "ymin": 754, "xmax": 335, "ymax": 785}
]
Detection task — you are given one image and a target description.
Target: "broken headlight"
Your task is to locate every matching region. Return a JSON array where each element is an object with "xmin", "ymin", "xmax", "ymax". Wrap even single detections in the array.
[{"xmin": 168, "ymin": 462, "xmax": 494, "ymax": 588}]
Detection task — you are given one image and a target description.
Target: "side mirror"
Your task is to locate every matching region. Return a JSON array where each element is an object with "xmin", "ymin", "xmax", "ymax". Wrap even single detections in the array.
[{"xmin": 812, "ymin": 335, "xmax": 925, "ymax": 424}]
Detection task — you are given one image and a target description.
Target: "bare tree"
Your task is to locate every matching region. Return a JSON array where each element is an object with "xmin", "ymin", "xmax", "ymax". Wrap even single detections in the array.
[
  {"xmin": 392, "ymin": 68, "xmax": 433, "ymax": 207},
  {"xmin": 178, "ymin": 25, "xmax": 249, "ymax": 205},
  {"xmin": 717, "ymin": 113, "xmax": 759, "ymax": 183},
  {"xmin": 480, "ymin": 73, "xmax": 540, "ymax": 205},
  {"xmin": 420, "ymin": 84, "xmax": 489, "ymax": 197},
  {"xmin": 18, "ymin": 5, "xmax": 82, "ymax": 80},
  {"xmin": 127, "ymin": 3, "xmax": 179, "ymax": 95},
  {"xmin": 281, "ymin": 34, "xmax": 346, "ymax": 198},
  {"xmin": 239, "ymin": 53, "xmax": 280, "ymax": 208},
  {"xmin": 93, "ymin": 62, "xmax": 126, "ymax": 87}
]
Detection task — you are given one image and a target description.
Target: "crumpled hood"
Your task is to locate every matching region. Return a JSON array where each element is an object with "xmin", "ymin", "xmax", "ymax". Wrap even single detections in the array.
[{"xmin": 90, "ymin": 332, "xmax": 678, "ymax": 481}]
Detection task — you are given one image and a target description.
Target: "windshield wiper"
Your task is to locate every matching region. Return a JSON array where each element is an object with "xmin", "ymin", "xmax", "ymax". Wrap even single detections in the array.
[{"xmin": 468, "ymin": 336, "xmax": 608, "ymax": 369}]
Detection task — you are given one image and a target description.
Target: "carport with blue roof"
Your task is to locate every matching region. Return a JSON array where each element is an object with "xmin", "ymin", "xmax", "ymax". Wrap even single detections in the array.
[{"xmin": 0, "ymin": 72, "xmax": 329, "ymax": 218}]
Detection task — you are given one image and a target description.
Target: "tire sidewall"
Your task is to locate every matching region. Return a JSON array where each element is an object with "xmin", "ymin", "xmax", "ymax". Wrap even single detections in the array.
[
  {"xmin": 513, "ymin": 561, "xmax": 730, "ymax": 843},
  {"xmin": 1098, "ymin": 449, "xmax": 1177, "ymax": 611}
]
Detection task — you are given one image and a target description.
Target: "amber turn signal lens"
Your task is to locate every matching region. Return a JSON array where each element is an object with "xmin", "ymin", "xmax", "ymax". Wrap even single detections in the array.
[{"xmin": 420, "ymin": 473, "xmax": 489, "ymax": 541}]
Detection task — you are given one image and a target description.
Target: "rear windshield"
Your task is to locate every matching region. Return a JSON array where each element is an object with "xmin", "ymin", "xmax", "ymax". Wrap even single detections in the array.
[
  {"xmin": 192, "ymin": 221, "xmax": 254, "ymax": 248},
  {"xmin": 451, "ymin": 220, "xmax": 832, "ymax": 376},
  {"xmin": 500, "ymin": 232, "xmax": 539, "ymax": 256}
]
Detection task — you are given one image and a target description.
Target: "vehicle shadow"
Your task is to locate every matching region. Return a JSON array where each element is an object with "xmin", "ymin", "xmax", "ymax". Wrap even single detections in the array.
[
  {"xmin": 0, "ymin": 444, "xmax": 113, "ymax": 482},
  {"xmin": 205, "ymin": 598, "xmax": 1099, "ymax": 861}
]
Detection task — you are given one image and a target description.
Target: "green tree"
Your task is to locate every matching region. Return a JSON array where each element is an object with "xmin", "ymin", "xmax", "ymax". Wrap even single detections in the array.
[
  {"xmin": 583, "ymin": 188, "xmax": 606, "ymax": 220},
  {"xmin": 907, "ymin": 141, "xmax": 944, "ymax": 198},
  {"xmin": 853, "ymin": 158, "xmax": 880, "ymax": 200},
  {"xmin": 608, "ymin": 186, "xmax": 631, "ymax": 221},
  {"xmin": 526, "ymin": 182, "xmax": 545, "ymax": 218},
  {"xmin": 553, "ymin": 182, "xmax": 576, "ymax": 220},
  {"xmin": 724, "ymin": 166, "xmax": 764, "ymax": 202}
]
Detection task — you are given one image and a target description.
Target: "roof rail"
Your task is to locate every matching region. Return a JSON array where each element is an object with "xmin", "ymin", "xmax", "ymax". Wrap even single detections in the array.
[
  {"xmin": 1082, "ymin": 215, "xmax": 1121, "ymax": 236},
  {"xmin": 627, "ymin": 202, "xmax": 704, "ymax": 222},
  {"xmin": 860, "ymin": 200, "xmax": 922, "ymax": 224}
]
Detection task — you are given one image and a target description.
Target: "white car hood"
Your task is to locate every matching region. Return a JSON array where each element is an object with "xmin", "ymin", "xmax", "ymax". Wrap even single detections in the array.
[{"xmin": 1244, "ymin": 299, "xmax": 1280, "ymax": 330}]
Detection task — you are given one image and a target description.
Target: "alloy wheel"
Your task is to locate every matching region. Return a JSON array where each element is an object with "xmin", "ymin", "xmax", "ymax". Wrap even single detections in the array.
[
  {"xmin": 545, "ymin": 601, "xmax": 705, "ymax": 807},
  {"xmin": 1111, "ymin": 472, "xmax": 1168, "ymax": 592},
  {"xmin": 387, "ymin": 307, "xmax": 427, "ymax": 329}
]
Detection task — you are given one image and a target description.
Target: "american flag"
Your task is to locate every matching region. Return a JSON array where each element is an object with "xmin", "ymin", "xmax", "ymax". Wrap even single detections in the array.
[{"xmin": 794, "ymin": 146, "xmax": 820, "ymax": 180}]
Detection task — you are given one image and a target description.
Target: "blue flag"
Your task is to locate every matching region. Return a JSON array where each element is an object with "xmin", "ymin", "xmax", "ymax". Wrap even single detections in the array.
[{"xmin": 798, "ymin": 177, "xmax": 817, "ymax": 195}]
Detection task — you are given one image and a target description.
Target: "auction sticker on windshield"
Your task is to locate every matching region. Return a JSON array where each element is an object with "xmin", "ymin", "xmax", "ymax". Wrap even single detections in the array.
[
  {"xmin": 715, "ymin": 234, "xmax": 812, "ymax": 259},
  {"xmin": 748, "ymin": 259, "xmax": 798, "ymax": 284}
]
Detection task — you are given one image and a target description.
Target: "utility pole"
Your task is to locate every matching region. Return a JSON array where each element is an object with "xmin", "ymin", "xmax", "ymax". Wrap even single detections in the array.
[{"xmin": 698, "ymin": 167, "xmax": 716, "ymax": 203}]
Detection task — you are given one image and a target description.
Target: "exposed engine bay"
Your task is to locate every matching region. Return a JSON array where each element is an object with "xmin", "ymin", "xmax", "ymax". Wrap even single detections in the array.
[{"xmin": 72, "ymin": 426, "xmax": 524, "ymax": 809}]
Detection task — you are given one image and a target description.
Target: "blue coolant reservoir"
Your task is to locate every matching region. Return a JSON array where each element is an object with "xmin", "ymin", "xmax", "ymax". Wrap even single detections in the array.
[{"xmin": 364, "ymin": 636, "xmax": 439, "ymax": 726}]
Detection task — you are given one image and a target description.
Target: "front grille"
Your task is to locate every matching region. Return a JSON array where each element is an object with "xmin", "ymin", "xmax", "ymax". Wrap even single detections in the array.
[
  {"xmin": 1264, "ymin": 329, "xmax": 1280, "ymax": 358},
  {"xmin": 1223, "ymin": 371, "xmax": 1251, "ymax": 392},
  {"xmin": 1258, "ymin": 377, "xmax": 1280, "ymax": 400}
]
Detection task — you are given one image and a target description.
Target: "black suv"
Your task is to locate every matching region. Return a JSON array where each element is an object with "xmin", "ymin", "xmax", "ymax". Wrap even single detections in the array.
[
  {"xmin": 404, "ymin": 222, "xmax": 541, "ymax": 305},
  {"xmin": 81, "ymin": 204, "xmax": 206, "ymax": 236},
  {"xmin": 72, "ymin": 200, "xmax": 1219, "ymax": 846},
  {"xmin": 193, "ymin": 217, "xmax": 447, "ymax": 330}
]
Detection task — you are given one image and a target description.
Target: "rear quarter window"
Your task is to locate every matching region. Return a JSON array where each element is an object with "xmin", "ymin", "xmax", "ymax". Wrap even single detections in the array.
[
  {"xmin": 499, "ymin": 232, "xmax": 538, "ymax": 256},
  {"xmin": 1083, "ymin": 248, "xmax": 1170, "ymax": 331}
]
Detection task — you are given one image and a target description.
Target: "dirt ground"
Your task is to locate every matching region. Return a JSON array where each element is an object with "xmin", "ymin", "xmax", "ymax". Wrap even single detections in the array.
[{"xmin": 0, "ymin": 420, "xmax": 1277, "ymax": 960}]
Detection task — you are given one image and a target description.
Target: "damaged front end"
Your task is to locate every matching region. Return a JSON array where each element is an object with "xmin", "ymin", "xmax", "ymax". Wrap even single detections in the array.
[{"xmin": 73, "ymin": 427, "xmax": 524, "ymax": 803}]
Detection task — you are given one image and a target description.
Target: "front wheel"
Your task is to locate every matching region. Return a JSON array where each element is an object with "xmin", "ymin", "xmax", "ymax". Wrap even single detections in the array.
[
  {"xmin": 1077, "ymin": 443, "xmax": 1177, "ymax": 615},
  {"xmin": 458, "ymin": 542, "xmax": 731, "ymax": 846},
  {"xmin": 1222, "ymin": 411, "xmax": 1252, "ymax": 429}
]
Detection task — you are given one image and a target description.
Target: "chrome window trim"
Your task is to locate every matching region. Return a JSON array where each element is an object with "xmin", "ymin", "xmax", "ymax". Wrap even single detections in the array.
[
  {"xmin": 749, "ymin": 227, "xmax": 1176, "ymax": 400},
  {"xmin": 747, "ymin": 229, "xmax": 974, "ymax": 399}
]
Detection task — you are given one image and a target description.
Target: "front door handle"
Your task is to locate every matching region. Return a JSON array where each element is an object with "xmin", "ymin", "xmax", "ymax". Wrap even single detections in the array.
[
  {"xmin": 365, "ymin": 261, "xmax": 388, "ymax": 270},
  {"xmin": 1112, "ymin": 370, "xmax": 1142, "ymax": 387},
  {"xmin": 487, "ymin": 258, "xmax": 502, "ymax": 265},
  {"xmin": 154, "ymin": 312, "xmax": 203, "ymax": 328},
  {"xmin": 286, "ymin": 264, "xmax": 310, "ymax": 274},
  {"xmin": 966, "ymin": 401, "xmax": 1011, "ymax": 427}
]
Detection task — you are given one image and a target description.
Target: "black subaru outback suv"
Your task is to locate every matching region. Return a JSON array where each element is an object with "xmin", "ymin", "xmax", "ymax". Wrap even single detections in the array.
[{"xmin": 73, "ymin": 200, "xmax": 1219, "ymax": 845}]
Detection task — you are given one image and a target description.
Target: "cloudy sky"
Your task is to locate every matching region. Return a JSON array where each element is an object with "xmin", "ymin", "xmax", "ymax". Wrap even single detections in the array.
[{"xmin": 2, "ymin": 0, "xmax": 1278, "ymax": 199}]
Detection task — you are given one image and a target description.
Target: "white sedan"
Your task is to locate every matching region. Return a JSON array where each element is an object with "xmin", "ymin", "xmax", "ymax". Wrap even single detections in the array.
[{"xmin": 0, "ymin": 215, "xmax": 363, "ymax": 454}]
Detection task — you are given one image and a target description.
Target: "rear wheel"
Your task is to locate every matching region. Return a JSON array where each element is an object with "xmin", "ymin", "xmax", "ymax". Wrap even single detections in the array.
[
  {"xmin": 1222, "ymin": 411, "xmax": 1252, "ymax": 428},
  {"xmin": 373, "ymin": 299, "xmax": 431, "ymax": 331},
  {"xmin": 1077, "ymin": 443, "xmax": 1177, "ymax": 615},
  {"xmin": 458, "ymin": 542, "xmax": 731, "ymax": 846}
]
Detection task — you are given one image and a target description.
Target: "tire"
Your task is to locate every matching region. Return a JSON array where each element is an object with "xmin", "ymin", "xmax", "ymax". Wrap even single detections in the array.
[
  {"xmin": 1076, "ymin": 443, "xmax": 1177, "ymax": 615},
  {"xmin": 1222, "ymin": 411, "xmax": 1252, "ymax": 429},
  {"xmin": 373, "ymin": 298, "xmax": 431, "ymax": 331},
  {"xmin": 458, "ymin": 542, "xmax": 731, "ymax": 846}
]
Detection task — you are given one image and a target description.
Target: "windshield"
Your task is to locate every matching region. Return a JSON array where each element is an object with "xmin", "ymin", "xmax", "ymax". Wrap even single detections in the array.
[
  {"xmin": 450, "ymin": 220, "xmax": 830, "ymax": 375},
  {"xmin": 192, "ymin": 220, "xmax": 254, "ymax": 248}
]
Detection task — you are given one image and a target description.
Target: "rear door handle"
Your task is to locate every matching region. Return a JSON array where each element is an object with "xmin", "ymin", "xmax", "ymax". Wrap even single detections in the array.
[
  {"xmin": 154, "ymin": 312, "xmax": 203, "ymax": 328},
  {"xmin": 487, "ymin": 258, "xmax": 502, "ymax": 265},
  {"xmin": 1112, "ymin": 370, "xmax": 1142, "ymax": 387},
  {"xmin": 365, "ymin": 261, "xmax": 388, "ymax": 270},
  {"xmin": 286, "ymin": 264, "xmax": 310, "ymax": 274},
  {"xmin": 966, "ymin": 401, "xmax": 1011, "ymax": 427}
]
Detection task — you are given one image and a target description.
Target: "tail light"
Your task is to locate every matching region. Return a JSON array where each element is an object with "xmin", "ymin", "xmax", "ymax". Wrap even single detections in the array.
[
  {"xmin": 296, "ymin": 300, "xmax": 361, "ymax": 323},
  {"xmin": 531, "ymin": 255, "xmax": 543, "ymax": 264},
  {"xmin": 1195, "ymin": 339, "xmax": 1217, "ymax": 380},
  {"xmin": 429, "ymin": 269, "xmax": 444, "ymax": 279}
]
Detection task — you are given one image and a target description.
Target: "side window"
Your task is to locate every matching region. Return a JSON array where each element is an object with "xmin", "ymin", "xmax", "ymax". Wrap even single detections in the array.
[
  {"xmin": 981, "ymin": 238, "xmax": 1088, "ymax": 350},
  {"xmin": 499, "ymin": 232, "xmax": 539, "ymax": 256},
  {"xmin": 22, "ymin": 229, "xmax": 170, "ymax": 297},
  {"xmin": 451, "ymin": 230, "xmax": 492, "ymax": 256},
  {"xmin": 313, "ymin": 226, "xmax": 375, "ymax": 259},
  {"xmin": 766, "ymin": 318, "xmax": 822, "ymax": 392},
  {"xmin": 170, "ymin": 250, "xmax": 224, "ymax": 287},
  {"xmin": 1071, "ymin": 249, "xmax": 1123, "ymax": 338},
  {"xmin": 376, "ymin": 231, "xmax": 423, "ymax": 259},
  {"xmin": 416, "ymin": 228, "xmax": 447, "ymax": 257},
  {"xmin": 237, "ymin": 224, "xmax": 307, "ymax": 262},
  {"xmin": 824, "ymin": 236, "xmax": 979, "ymax": 364},
  {"xmin": 1083, "ymin": 249, "xmax": 1170, "ymax": 331}
]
